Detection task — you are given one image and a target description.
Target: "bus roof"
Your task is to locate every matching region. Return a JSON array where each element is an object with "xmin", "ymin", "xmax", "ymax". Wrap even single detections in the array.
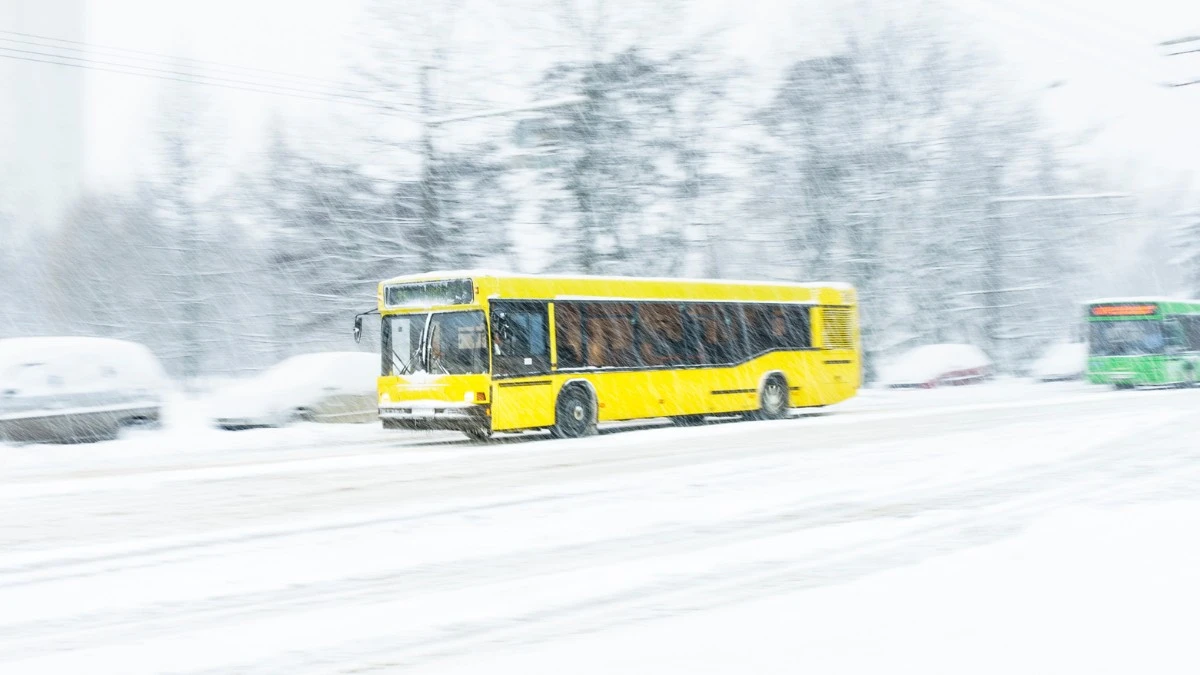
[{"xmin": 381, "ymin": 269, "xmax": 854, "ymax": 292}]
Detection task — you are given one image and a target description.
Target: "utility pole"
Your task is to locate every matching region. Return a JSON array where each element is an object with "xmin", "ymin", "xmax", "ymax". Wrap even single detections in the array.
[{"xmin": 413, "ymin": 92, "xmax": 586, "ymax": 265}]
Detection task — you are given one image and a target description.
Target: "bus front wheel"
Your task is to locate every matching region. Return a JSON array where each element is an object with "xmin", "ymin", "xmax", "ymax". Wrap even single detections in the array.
[
  {"xmin": 463, "ymin": 427, "xmax": 492, "ymax": 442},
  {"xmin": 551, "ymin": 386, "xmax": 596, "ymax": 439}
]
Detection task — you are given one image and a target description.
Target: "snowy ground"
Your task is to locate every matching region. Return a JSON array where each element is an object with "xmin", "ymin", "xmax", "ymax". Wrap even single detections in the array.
[{"xmin": 2, "ymin": 380, "xmax": 1199, "ymax": 674}]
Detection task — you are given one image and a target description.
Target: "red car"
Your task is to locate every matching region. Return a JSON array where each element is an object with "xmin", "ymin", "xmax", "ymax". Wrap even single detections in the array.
[{"xmin": 879, "ymin": 344, "xmax": 993, "ymax": 389}]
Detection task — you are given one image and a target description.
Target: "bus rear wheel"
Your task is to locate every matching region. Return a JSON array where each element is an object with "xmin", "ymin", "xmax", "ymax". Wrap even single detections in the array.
[
  {"xmin": 551, "ymin": 386, "xmax": 596, "ymax": 439},
  {"xmin": 755, "ymin": 376, "xmax": 789, "ymax": 421}
]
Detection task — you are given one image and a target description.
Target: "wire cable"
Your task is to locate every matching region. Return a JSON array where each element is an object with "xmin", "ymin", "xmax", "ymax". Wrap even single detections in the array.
[
  {"xmin": 0, "ymin": 46, "xmax": 421, "ymax": 112},
  {"xmin": 0, "ymin": 27, "xmax": 353, "ymax": 91}
]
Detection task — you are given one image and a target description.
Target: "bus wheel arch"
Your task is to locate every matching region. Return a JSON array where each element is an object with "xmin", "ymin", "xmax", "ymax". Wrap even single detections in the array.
[
  {"xmin": 551, "ymin": 380, "xmax": 598, "ymax": 439},
  {"xmin": 755, "ymin": 371, "xmax": 790, "ymax": 421}
]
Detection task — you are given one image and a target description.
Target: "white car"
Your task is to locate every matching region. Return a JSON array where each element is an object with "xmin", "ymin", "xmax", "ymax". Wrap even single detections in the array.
[
  {"xmin": 211, "ymin": 352, "xmax": 380, "ymax": 429},
  {"xmin": 1030, "ymin": 342, "xmax": 1087, "ymax": 382},
  {"xmin": 0, "ymin": 337, "xmax": 167, "ymax": 443},
  {"xmin": 879, "ymin": 343, "xmax": 993, "ymax": 389}
]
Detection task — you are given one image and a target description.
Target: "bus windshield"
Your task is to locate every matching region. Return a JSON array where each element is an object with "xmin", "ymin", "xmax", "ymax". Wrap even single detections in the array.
[
  {"xmin": 1089, "ymin": 320, "xmax": 1165, "ymax": 357},
  {"xmin": 383, "ymin": 311, "xmax": 488, "ymax": 375}
]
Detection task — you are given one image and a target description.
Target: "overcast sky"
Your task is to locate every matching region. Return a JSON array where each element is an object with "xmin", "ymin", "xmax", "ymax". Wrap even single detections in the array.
[{"xmin": 76, "ymin": 0, "xmax": 1200, "ymax": 195}]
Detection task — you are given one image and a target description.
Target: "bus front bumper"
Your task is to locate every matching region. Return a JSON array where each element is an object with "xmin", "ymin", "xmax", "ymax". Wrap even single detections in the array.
[{"xmin": 379, "ymin": 403, "xmax": 490, "ymax": 432}]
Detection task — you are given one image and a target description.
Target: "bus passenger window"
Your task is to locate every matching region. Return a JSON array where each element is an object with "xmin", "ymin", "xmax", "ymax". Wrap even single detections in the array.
[
  {"xmin": 782, "ymin": 306, "xmax": 811, "ymax": 348},
  {"xmin": 689, "ymin": 304, "xmax": 741, "ymax": 365},
  {"xmin": 744, "ymin": 305, "xmax": 809, "ymax": 353},
  {"xmin": 637, "ymin": 303, "xmax": 691, "ymax": 366},
  {"xmin": 582, "ymin": 303, "xmax": 638, "ymax": 368},
  {"xmin": 1181, "ymin": 316, "xmax": 1200, "ymax": 351},
  {"xmin": 555, "ymin": 303, "xmax": 585, "ymax": 369},
  {"xmin": 744, "ymin": 305, "xmax": 779, "ymax": 354}
]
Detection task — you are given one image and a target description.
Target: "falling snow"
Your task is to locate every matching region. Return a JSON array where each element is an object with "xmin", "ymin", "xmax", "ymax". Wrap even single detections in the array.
[{"xmin": 3, "ymin": 0, "xmax": 1200, "ymax": 672}]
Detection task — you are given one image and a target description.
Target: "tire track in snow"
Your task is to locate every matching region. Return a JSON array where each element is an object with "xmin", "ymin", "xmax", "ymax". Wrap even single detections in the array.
[
  {"xmin": 0, "ymin": 393, "xmax": 1156, "ymax": 581},
  {"xmin": 1, "ymin": 404, "xmax": 1194, "ymax": 667},
  {"xmin": 309, "ymin": 418, "xmax": 1200, "ymax": 674}
]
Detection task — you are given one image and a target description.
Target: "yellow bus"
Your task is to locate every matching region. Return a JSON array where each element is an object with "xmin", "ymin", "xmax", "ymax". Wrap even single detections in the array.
[{"xmin": 353, "ymin": 271, "xmax": 860, "ymax": 440}]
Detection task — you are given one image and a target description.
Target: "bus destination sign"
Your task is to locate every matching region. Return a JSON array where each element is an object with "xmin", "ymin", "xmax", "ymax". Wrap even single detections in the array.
[{"xmin": 1090, "ymin": 304, "xmax": 1159, "ymax": 317}]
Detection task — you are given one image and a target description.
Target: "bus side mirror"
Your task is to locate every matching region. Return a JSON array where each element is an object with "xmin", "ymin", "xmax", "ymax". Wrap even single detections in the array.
[{"xmin": 353, "ymin": 316, "xmax": 363, "ymax": 344}]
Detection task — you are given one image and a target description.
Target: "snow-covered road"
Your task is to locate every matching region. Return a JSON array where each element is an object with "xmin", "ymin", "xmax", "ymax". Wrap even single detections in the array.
[{"xmin": 2, "ymin": 383, "xmax": 1199, "ymax": 673}]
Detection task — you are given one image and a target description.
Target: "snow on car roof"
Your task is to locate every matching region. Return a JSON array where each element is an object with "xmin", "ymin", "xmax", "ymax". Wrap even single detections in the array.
[
  {"xmin": 879, "ymin": 343, "xmax": 992, "ymax": 385},
  {"xmin": 1031, "ymin": 342, "xmax": 1087, "ymax": 378},
  {"xmin": 0, "ymin": 336, "xmax": 159, "ymax": 365},
  {"xmin": 252, "ymin": 351, "xmax": 379, "ymax": 392},
  {"xmin": 0, "ymin": 336, "xmax": 168, "ymax": 392}
]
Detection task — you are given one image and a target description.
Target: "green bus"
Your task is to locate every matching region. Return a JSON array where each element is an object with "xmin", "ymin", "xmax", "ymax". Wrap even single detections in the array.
[{"xmin": 1085, "ymin": 298, "xmax": 1200, "ymax": 388}]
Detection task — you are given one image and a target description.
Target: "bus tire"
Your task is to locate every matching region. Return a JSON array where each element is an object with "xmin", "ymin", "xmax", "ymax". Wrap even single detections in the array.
[
  {"xmin": 755, "ymin": 375, "xmax": 789, "ymax": 421},
  {"xmin": 551, "ymin": 385, "xmax": 596, "ymax": 439},
  {"xmin": 463, "ymin": 427, "xmax": 492, "ymax": 442}
]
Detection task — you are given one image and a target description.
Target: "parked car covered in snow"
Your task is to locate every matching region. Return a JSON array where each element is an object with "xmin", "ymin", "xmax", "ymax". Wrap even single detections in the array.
[
  {"xmin": 878, "ymin": 343, "xmax": 993, "ymax": 389},
  {"xmin": 0, "ymin": 337, "xmax": 167, "ymax": 443},
  {"xmin": 211, "ymin": 352, "xmax": 379, "ymax": 429},
  {"xmin": 1030, "ymin": 342, "xmax": 1087, "ymax": 382}
]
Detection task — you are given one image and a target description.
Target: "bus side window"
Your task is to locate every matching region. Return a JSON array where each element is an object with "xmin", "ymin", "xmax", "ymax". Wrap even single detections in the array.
[
  {"xmin": 782, "ymin": 306, "xmax": 811, "ymax": 348},
  {"xmin": 582, "ymin": 303, "xmax": 638, "ymax": 368},
  {"xmin": 689, "ymin": 304, "xmax": 740, "ymax": 365},
  {"xmin": 744, "ymin": 305, "xmax": 785, "ymax": 354},
  {"xmin": 637, "ymin": 303, "xmax": 689, "ymax": 367},
  {"xmin": 1183, "ymin": 316, "xmax": 1200, "ymax": 352},
  {"xmin": 554, "ymin": 303, "xmax": 585, "ymax": 369},
  {"xmin": 744, "ymin": 305, "xmax": 809, "ymax": 354},
  {"xmin": 491, "ymin": 302, "xmax": 551, "ymax": 376}
]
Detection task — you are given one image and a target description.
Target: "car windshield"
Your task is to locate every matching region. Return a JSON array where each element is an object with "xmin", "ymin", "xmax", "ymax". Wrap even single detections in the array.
[
  {"xmin": 1089, "ymin": 320, "xmax": 1165, "ymax": 357},
  {"xmin": 383, "ymin": 311, "xmax": 487, "ymax": 375}
]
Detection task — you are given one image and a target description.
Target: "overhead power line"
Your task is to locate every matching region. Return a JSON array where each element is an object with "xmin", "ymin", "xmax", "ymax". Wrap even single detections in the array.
[
  {"xmin": 0, "ymin": 28, "xmax": 519, "ymax": 115},
  {"xmin": 953, "ymin": 0, "xmax": 1179, "ymax": 88},
  {"xmin": 427, "ymin": 96, "xmax": 587, "ymax": 126},
  {"xmin": 0, "ymin": 28, "xmax": 352, "ymax": 92},
  {"xmin": 1160, "ymin": 35, "xmax": 1200, "ymax": 47},
  {"xmin": 0, "ymin": 43, "xmax": 379, "ymax": 104},
  {"xmin": 1161, "ymin": 33, "xmax": 1200, "ymax": 87}
]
